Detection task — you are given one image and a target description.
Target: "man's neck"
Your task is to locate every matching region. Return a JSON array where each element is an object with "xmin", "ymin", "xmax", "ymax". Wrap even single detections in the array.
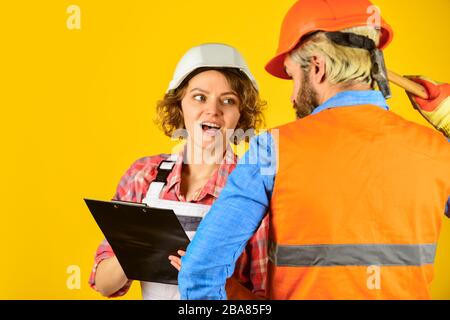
[{"xmin": 318, "ymin": 82, "xmax": 372, "ymax": 105}]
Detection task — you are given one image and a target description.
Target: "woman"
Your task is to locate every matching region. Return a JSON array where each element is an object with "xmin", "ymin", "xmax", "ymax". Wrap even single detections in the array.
[{"xmin": 88, "ymin": 43, "xmax": 269, "ymax": 299}]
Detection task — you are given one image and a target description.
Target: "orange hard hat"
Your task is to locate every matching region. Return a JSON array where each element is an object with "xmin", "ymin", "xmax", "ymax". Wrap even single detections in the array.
[{"xmin": 265, "ymin": 0, "xmax": 394, "ymax": 79}]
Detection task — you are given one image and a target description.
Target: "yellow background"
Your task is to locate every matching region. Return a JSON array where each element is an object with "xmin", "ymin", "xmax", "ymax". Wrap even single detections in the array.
[{"xmin": 1, "ymin": 0, "xmax": 449, "ymax": 299}]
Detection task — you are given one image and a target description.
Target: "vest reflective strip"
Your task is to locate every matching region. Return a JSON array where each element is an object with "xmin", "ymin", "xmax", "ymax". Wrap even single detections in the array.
[{"xmin": 269, "ymin": 241, "xmax": 437, "ymax": 267}]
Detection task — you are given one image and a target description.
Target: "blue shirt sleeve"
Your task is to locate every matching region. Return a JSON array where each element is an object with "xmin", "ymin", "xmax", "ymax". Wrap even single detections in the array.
[{"xmin": 178, "ymin": 132, "xmax": 277, "ymax": 299}]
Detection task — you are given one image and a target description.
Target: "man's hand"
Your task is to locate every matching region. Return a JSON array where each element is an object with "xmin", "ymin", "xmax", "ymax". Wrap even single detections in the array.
[
  {"xmin": 406, "ymin": 76, "xmax": 450, "ymax": 138},
  {"xmin": 168, "ymin": 250, "xmax": 185, "ymax": 271}
]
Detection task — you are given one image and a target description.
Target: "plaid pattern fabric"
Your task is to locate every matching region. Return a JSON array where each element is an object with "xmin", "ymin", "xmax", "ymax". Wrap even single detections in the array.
[{"xmin": 89, "ymin": 148, "xmax": 269, "ymax": 298}]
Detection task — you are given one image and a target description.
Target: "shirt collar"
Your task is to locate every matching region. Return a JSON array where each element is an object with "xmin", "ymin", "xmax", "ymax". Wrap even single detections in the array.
[
  {"xmin": 164, "ymin": 145, "xmax": 238, "ymax": 201},
  {"xmin": 164, "ymin": 149, "xmax": 185, "ymax": 193},
  {"xmin": 311, "ymin": 90, "xmax": 389, "ymax": 115}
]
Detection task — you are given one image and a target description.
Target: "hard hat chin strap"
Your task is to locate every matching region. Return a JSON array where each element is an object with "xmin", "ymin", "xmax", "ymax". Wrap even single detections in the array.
[{"xmin": 325, "ymin": 32, "xmax": 391, "ymax": 99}]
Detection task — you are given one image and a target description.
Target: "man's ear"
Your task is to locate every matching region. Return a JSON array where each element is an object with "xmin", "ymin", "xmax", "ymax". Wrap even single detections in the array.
[{"xmin": 310, "ymin": 55, "xmax": 326, "ymax": 84}]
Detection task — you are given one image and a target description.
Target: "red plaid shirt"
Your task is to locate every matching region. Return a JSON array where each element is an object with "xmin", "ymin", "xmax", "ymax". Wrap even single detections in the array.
[{"xmin": 89, "ymin": 149, "xmax": 269, "ymax": 298}]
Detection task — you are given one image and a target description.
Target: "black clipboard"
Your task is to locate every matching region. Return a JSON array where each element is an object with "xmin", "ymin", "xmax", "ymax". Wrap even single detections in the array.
[{"xmin": 84, "ymin": 198, "xmax": 190, "ymax": 285}]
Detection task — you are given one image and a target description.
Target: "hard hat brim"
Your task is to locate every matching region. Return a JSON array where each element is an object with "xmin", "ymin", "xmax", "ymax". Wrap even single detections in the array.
[
  {"xmin": 265, "ymin": 20, "xmax": 394, "ymax": 79},
  {"xmin": 167, "ymin": 64, "xmax": 259, "ymax": 93}
]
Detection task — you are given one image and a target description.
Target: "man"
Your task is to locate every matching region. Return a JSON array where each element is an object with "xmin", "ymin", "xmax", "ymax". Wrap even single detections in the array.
[{"xmin": 179, "ymin": 0, "xmax": 450, "ymax": 299}]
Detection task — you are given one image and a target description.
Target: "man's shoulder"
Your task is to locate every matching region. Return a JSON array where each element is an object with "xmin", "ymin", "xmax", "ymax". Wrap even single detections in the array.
[
  {"xmin": 385, "ymin": 110, "xmax": 447, "ymax": 142},
  {"xmin": 375, "ymin": 110, "xmax": 450, "ymax": 162}
]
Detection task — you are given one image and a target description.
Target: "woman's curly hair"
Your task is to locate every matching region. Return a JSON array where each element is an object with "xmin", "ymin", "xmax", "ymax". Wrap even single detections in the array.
[{"xmin": 155, "ymin": 67, "xmax": 266, "ymax": 144}]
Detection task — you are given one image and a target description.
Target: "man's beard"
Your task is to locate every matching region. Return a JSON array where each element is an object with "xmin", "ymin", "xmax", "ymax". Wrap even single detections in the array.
[{"xmin": 293, "ymin": 72, "xmax": 320, "ymax": 119}]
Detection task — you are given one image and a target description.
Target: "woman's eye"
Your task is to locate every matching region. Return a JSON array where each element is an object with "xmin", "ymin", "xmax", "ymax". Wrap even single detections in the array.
[
  {"xmin": 193, "ymin": 94, "xmax": 206, "ymax": 102},
  {"xmin": 223, "ymin": 98, "xmax": 236, "ymax": 105}
]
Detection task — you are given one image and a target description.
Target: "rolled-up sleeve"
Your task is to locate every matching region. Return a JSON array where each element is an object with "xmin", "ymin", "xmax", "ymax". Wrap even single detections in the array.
[
  {"xmin": 88, "ymin": 239, "xmax": 132, "ymax": 297},
  {"xmin": 179, "ymin": 132, "xmax": 277, "ymax": 300}
]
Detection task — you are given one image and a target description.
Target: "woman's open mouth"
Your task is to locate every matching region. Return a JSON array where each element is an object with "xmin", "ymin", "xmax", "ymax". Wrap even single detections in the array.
[{"xmin": 200, "ymin": 122, "xmax": 222, "ymax": 136}]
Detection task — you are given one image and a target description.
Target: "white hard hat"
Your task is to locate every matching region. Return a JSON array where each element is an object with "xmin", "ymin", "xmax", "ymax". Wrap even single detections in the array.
[{"xmin": 167, "ymin": 43, "xmax": 259, "ymax": 93}]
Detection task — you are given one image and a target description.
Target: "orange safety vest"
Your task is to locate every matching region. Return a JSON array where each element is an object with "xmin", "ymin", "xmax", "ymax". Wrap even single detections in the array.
[{"xmin": 269, "ymin": 105, "xmax": 450, "ymax": 299}]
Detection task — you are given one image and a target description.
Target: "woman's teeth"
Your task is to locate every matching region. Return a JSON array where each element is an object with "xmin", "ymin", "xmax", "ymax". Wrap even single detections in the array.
[
  {"xmin": 200, "ymin": 122, "xmax": 221, "ymax": 137},
  {"xmin": 201, "ymin": 122, "xmax": 221, "ymax": 131}
]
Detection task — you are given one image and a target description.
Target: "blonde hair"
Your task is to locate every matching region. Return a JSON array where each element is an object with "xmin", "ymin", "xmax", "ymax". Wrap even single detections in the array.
[{"xmin": 289, "ymin": 26, "xmax": 380, "ymax": 86}]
